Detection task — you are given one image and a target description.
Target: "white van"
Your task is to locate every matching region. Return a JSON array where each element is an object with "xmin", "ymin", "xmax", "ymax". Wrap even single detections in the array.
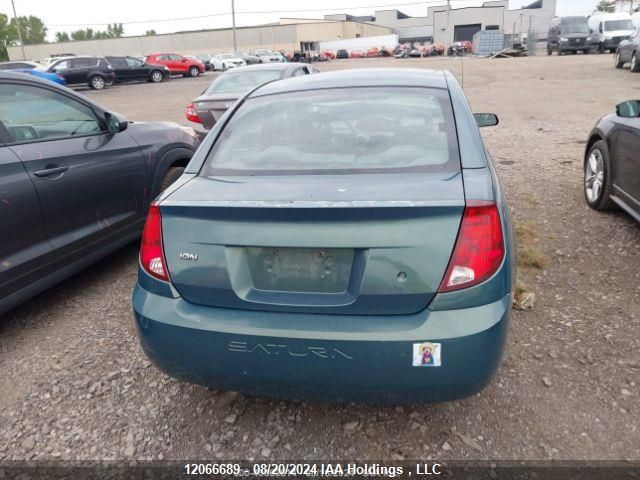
[{"xmin": 588, "ymin": 12, "xmax": 634, "ymax": 52}]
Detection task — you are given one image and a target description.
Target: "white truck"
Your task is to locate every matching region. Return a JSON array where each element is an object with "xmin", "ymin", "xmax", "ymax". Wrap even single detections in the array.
[{"xmin": 588, "ymin": 11, "xmax": 634, "ymax": 52}]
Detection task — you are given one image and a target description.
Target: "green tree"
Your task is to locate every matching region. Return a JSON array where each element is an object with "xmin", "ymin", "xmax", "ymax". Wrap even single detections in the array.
[
  {"xmin": 55, "ymin": 31, "xmax": 70, "ymax": 42},
  {"xmin": 8, "ymin": 15, "xmax": 47, "ymax": 44},
  {"xmin": 68, "ymin": 23, "xmax": 124, "ymax": 41},
  {"xmin": 0, "ymin": 14, "xmax": 47, "ymax": 60},
  {"xmin": 107, "ymin": 23, "xmax": 124, "ymax": 38},
  {"xmin": 0, "ymin": 13, "xmax": 11, "ymax": 61},
  {"xmin": 70, "ymin": 28, "xmax": 94, "ymax": 41},
  {"xmin": 595, "ymin": 0, "xmax": 615, "ymax": 12},
  {"xmin": 144, "ymin": 29, "xmax": 156, "ymax": 36}
]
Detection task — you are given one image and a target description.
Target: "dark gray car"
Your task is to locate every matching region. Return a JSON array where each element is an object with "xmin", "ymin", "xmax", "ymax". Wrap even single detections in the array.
[
  {"xmin": 615, "ymin": 29, "xmax": 640, "ymax": 72},
  {"xmin": 184, "ymin": 63, "xmax": 319, "ymax": 138},
  {"xmin": 584, "ymin": 99, "xmax": 640, "ymax": 221},
  {"xmin": 0, "ymin": 72, "xmax": 199, "ymax": 316},
  {"xmin": 547, "ymin": 16, "xmax": 590, "ymax": 55}
]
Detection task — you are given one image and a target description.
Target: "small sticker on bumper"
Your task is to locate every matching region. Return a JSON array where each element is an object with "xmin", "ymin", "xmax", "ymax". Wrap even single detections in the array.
[{"xmin": 413, "ymin": 342, "xmax": 441, "ymax": 367}]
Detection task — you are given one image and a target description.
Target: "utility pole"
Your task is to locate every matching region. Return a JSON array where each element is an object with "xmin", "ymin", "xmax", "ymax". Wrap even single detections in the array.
[
  {"xmin": 10, "ymin": 0, "xmax": 27, "ymax": 60},
  {"xmin": 231, "ymin": 0, "xmax": 238, "ymax": 51},
  {"xmin": 446, "ymin": 0, "xmax": 451, "ymax": 45}
]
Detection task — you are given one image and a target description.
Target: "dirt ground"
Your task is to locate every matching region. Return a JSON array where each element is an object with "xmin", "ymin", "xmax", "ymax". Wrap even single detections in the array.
[{"xmin": 0, "ymin": 54, "xmax": 638, "ymax": 462}]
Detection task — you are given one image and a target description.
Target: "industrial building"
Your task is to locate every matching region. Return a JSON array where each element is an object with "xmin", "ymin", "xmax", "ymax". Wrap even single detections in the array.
[
  {"xmin": 7, "ymin": 19, "xmax": 392, "ymax": 61},
  {"xmin": 326, "ymin": 0, "xmax": 556, "ymax": 44},
  {"xmin": 7, "ymin": 0, "xmax": 556, "ymax": 61}
]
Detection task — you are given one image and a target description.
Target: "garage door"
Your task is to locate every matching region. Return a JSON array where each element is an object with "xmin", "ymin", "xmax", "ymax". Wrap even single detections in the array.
[{"xmin": 454, "ymin": 24, "xmax": 482, "ymax": 42}]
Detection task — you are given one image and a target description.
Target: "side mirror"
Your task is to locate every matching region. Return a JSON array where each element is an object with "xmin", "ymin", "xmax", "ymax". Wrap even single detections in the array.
[
  {"xmin": 616, "ymin": 100, "xmax": 640, "ymax": 118},
  {"xmin": 474, "ymin": 112, "xmax": 499, "ymax": 127},
  {"xmin": 181, "ymin": 58, "xmax": 187, "ymax": 63},
  {"xmin": 104, "ymin": 111, "xmax": 128, "ymax": 133}
]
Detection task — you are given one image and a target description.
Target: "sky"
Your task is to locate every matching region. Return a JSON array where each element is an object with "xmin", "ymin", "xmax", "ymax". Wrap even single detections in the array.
[{"xmin": 0, "ymin": 0, "xmax": 600, "ymax": 41}]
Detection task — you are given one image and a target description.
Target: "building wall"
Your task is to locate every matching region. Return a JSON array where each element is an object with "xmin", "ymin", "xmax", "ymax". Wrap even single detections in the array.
[
  {"xmin": 7, "ymin": 21, "xmax": 390, "ymax": 61},
  {"xmin": 352, "ymin": 1, "xmax": 556, "ymax": 45},
  {"xmin": 375, "ymin": 10, "xmax": 431, "ymax": 28},
  {"xmin": 504, "ymin": 0, "xmax": 557, "ymax": 38},
  {"xmin": 394, "ymin": 25, "xmax": 435, "ymax": 42},
  {"xmin": 340, "ymin": 22, "xmax": 393, "ymax": 40},
  {"xmin": 319, "ymin": 34, "xmax": 398, "ymax": 51},
  {"xmin": 433, "ymin": 6, "xmax": 505, "ymax": 44}
]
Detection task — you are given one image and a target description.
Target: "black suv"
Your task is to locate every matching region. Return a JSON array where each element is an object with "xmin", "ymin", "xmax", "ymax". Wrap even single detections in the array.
[
  {"xmin": 105, "ymin": 56, "xmax": 169, "ymax": 83},
  {"xmin": 46, "ymin": 56, "xmax": 115, "ymax": 90},
  {"xmin": 336, "ymin": 49, "xmax": 349, "ymax": 59}
]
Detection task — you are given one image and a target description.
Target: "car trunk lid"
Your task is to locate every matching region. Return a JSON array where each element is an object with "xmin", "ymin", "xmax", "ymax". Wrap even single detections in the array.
[
  {"xmin": 193, "ymin": 95, "xmax": 239, "ymax": 129},
  {"xmin": 160, "ymin": 173, "xmax": 464, "ymax": 315}
]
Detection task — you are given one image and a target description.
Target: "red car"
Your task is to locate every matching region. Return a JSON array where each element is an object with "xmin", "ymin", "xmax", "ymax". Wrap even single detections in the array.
[
  {"xmin": 365, "ymin": 47, "xmax": 380, "ymax": 58},
  {"xmin": 350, "ymin": 50, "xmax": 364, "ymax": 59},
  {"xmin": 145, "ymin": 53, "xmax": 205, "ymax": 77}
]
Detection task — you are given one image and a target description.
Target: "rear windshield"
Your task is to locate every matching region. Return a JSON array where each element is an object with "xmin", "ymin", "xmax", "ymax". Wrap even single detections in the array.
[
  {"xmin": 604, "ymin": 19, "xmax": 632, "ymax": 31},
  {"xmin": 205, "ymin": 70, "xmax": 282, "ymax": 94},
  {"xmin": 560, "ymin": 18, "xmax": 588, "ymax": 34},
  {"xmin": 202, "ymin": 87, "xmax": 460, "ymax": 176}
]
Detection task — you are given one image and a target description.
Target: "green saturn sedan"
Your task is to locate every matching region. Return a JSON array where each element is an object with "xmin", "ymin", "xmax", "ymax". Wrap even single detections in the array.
[{"xmin": 132, "ymin": 68, "xmax": 514, "ymax": 404}]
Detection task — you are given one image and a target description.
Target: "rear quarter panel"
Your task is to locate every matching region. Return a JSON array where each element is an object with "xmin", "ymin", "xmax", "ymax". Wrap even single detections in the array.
[{"xmin": 124, "ymin": 122, "xmax": 198, "ymax": 201}]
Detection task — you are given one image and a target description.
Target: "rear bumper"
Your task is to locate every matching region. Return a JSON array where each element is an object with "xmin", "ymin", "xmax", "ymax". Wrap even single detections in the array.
[
  {"xmin": 132, "ymin": 284, "xmax": 511, "ymax": 404},
  {"xmin": 184, "ymin": 120, "xmax": 210, "ymax": 141}
]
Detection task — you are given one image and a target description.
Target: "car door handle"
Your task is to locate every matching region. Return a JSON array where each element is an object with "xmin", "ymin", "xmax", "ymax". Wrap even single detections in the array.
[{"xmin": 33, "ymin": 166, "xmax": 69, "ymax": 177}]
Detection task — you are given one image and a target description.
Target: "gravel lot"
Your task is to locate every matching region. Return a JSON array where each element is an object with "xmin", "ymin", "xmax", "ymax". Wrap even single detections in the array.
[{"xmin": 0, "ymin": 54, "xmax": 638, "ymax": 462}]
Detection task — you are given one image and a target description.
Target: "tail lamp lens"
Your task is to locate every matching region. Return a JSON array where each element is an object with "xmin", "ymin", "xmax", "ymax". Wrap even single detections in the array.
[
  {"xmin": 438, "ymin": 201, "xmax": 504, "ymax": 292},
  {"xmin": 140, "ymin": 204, "xmax": 169, "ymax": 282},
  {"xmin": 185, "ymin": 103, "xmax": 202, "ymax": 124}
]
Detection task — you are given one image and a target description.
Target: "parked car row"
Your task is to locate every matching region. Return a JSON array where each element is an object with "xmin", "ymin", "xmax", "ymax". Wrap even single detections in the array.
[{"xmin": 0, "ymin": 52, "xmax": 206, "ymax": 90}]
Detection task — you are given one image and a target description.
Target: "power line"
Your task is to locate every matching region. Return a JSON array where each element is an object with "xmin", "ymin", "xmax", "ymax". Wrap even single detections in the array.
[{"xmin": 46, "ymin": 0, "xmax": 471, "ymax": 27}]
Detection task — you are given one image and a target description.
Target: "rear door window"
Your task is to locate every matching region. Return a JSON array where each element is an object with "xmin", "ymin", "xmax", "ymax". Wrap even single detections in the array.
[
  {"xmin": 71, "ymin": 58, "xmax": 97, "ymax": 68},
  {"xmin": 52, "ymin": 60, "xmax": 71, "ymax": 70},
  {"xmin": 202, "ymin": 87, "xmax": 460, "ymax": 176},
  {"xmin": 108, "ymin": 57, "xmax": 128, "ymax": 67},
  {"xmin": 126, "ymin": 57, "xmax": 144, "ymax": 67}
]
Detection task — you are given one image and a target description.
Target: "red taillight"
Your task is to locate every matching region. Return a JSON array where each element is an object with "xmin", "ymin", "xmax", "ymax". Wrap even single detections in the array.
[
  {"xmin": 438, "ymin": 201, "xmax": 504, "ymax": 293},
  {"xmin": 185, "ymin": 102, "xmax": 202, "ymax": 124},
  {"xmin": 140, "ymin": 204, "xmax": 169, "ymax": 282}
]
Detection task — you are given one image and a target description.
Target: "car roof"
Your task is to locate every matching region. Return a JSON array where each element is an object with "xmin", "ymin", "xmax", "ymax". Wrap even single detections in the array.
[
  {"xmin": 251, "ymin": 68, "xmax": 448, "ymax": 97},
  {"xmin": 51, "ymin": 55, "xmax": 102, "ymax": 61}
]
